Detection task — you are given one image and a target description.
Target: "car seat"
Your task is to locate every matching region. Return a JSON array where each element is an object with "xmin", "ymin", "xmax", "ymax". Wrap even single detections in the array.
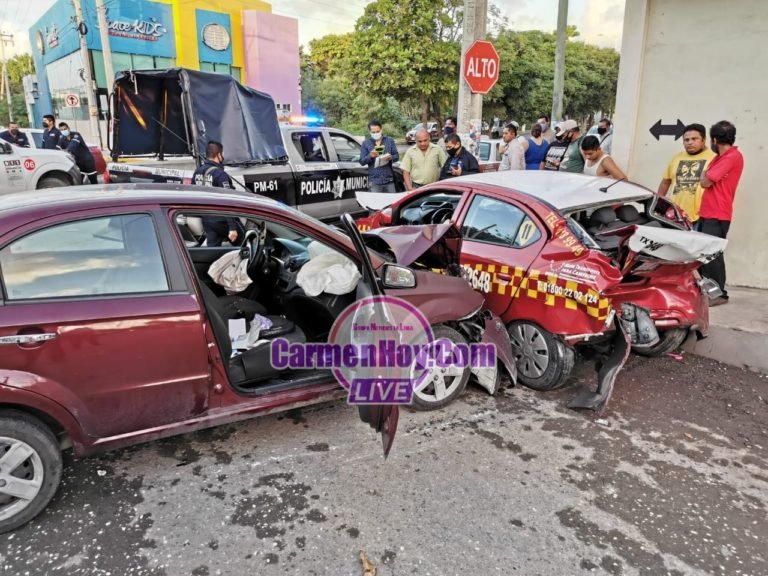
[{"xmin": 197, "ymin": 281, "xmax": 306, "ymax": 385}]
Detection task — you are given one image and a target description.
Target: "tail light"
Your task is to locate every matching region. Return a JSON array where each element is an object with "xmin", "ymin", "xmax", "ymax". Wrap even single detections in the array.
[{"xmin": 103, "ymin": 170, "xmax": 110, "ymax": 184}]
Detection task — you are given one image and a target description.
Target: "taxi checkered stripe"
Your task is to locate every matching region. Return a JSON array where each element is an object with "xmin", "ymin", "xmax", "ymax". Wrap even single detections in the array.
[
  {"xmin": 357, "ymin": 223, "xmax": 372, "ymax": 232},
  {"xmin": 467, "ymin": 262, "xmax": 611, "ymax": 320}
]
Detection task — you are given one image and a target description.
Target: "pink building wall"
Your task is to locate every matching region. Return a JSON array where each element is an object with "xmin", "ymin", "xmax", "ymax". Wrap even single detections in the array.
[{"xmin": 243, "ymin": 11, "xmax": 301, "ymax": 117}]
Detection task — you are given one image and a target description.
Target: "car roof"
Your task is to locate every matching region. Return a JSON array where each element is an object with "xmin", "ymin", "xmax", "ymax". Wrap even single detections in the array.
[
  {"xmin": 0, "ymin": 183, "xmax": 291, "ymax": 230},
  {"xmin": 453, "ymin": 171, "xmax": 654, "ymax": 212}
]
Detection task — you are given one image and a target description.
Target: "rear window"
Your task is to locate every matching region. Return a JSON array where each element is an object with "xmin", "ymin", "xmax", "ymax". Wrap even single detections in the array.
[{"xmin": 1, "ymin": 214, "xmax": 169, "ymax": 300}]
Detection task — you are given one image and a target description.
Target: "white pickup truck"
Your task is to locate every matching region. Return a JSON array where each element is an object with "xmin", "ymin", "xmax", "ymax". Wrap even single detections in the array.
[{"xmin": 0, "ymin": 140, "xmax": 81, "ymax": 193}]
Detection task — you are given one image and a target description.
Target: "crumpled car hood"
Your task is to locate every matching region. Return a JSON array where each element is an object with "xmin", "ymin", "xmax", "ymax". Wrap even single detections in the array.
[{"xmin": 362, "ymin": 223, "xmax": 462, "ymax": 270}]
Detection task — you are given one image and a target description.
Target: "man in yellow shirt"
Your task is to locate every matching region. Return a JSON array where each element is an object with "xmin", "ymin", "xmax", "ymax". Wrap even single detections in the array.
[
  {"xmin": 658, "ymin": 124, "xmax": 716, "ymax": 224},
  {"xmin": 401, "ymin": 128, "xmax": 448, "ymax": 190}
]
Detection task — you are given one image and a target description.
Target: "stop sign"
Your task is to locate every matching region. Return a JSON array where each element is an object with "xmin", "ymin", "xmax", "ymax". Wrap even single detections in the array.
[{"xmin": 463, "ymin": 40, "xmax": 500, "ymax": 94}]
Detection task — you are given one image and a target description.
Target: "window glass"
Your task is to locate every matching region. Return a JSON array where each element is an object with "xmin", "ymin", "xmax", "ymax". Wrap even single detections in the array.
[
  {"xmin": 46, "ymin": 52, "xmax": 88, "ymax": 121},
  {"xmin": 461, "ymin": 195, "xmax": 540, "ymax": 248},
  {"xmin": 330, "ymin": 133, "xmax": 361, "ymax": 162},
  {"xmin": 1, "ymin": 215, "xmax": 169, "ymax": 300},
  {"xmin": 291, "ymin": 132, "xmax": 329, "ymax": 162},
  {"xmin": 476, "ymin": 141, "xmax": 491, "ymax": 161}
]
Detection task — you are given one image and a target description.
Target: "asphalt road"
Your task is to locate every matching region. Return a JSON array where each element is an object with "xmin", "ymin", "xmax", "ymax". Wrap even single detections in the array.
[{"xmin": 2, "ymin": 354, "xmax": 767, "ymax": 576}]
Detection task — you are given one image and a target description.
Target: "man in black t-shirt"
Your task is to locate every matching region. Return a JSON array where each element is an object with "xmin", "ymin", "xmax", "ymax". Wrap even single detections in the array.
[{"xmin": 439, "ymin": 133, "xmax": 480, "ymax": 180}]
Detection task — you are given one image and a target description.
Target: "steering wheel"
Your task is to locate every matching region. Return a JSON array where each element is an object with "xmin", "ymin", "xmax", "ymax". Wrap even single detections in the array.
[
  {"xmin": 421, "ymin": 201, "xmax": 454, "ymax": 224},
  {"xmin": 430, "ymin": 207, "xmax": 453, "ymax": 224},
  {"xmin": 240, "ymin": 224, "xmax": 268, "ymax": 276}
]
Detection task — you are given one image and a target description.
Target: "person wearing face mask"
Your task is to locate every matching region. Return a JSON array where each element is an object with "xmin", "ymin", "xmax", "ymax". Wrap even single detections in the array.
[
  {"xmin": 438, "ymin": 116, "xmax": 457, "ymax": 152},
  {"xmin": 57, "ymin": 122, "xmax": 97, "ymax": 184},
  {"xmin": 597, "ymin": 118, "xmax": 613, "ymax": 154},
  {"xmin": 536, "ymin": 114, "xmax": 555, "ymax": 143},
  {"xmin": 41, "ymin": 115, "xmax": 62, "ymax": 149},
  {"xmin": 439, "ymin": 133, "xmax": 479, "ymax": 180},
  {"xmin": 192, "ymin": 141, "xmax": 243, "ymax": 247},
  {"xmin": 359, "ymin": 120, "xmax": 399, "ymax": 192},
  {"xmin": 0, "ymin": 121, "xmax": 30, "ymax": 148}
]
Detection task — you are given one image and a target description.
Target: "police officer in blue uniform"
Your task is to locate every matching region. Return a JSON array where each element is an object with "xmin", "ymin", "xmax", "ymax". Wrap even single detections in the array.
[
  {"xmin": 192, "ymin": 141, "xmax": 243, "ymax": 246},
  {"xmin": 0, "ymin": 122, "xmax": 30, "ymax": 148},
  {"xmin": 42, "ymin": 115, "xmax": 62, "ymax": 149},
  {"xmin": 58, "ymin": 122, "xmax": 97, "ymax": 184}
]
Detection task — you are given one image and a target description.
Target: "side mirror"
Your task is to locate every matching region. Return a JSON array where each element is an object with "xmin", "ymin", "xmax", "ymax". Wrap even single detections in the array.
[
  {"xmin": 0, "ymin": 141, "xmax": 11, "ymax": 154},
  {"xmin": 381, "ymin": 264, "xmax": 416, "ymax": 289}
]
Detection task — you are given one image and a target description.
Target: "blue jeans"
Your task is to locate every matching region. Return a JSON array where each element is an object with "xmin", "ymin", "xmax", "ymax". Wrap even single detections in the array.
[{"xmin": 370, "ymin": 181, "xmax": 396, "ymax": 193}]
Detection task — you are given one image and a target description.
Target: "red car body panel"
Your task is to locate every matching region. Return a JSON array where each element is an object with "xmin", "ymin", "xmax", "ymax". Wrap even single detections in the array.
[{"xmin": 357, "ymin": 179, "xmax": 709, "ymax": 341}]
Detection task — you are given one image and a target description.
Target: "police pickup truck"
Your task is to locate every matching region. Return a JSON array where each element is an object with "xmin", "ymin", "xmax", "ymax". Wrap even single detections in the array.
[
  {"xmin": 0, "ymin": 139, "xmax": 81, "ymax": 193},
  {"xmin": 105, "ymin": 68, "xmax": 402, "ymax": 221},
  {"xmin": 108, "ymin": 125, "xmax": 403, "ymax": 221}
]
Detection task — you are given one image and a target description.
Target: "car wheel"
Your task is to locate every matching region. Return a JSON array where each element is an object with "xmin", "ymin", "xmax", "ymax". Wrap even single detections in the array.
[
  {"xmin": 410, "ymin": 325, "xmax": 471, "ymax": 411},
  {"xmin": 633, "ymin": 327, "xmax": 688, "ymax": 357},
  {"xmin": 507, "ymin": 321, "xmax": 574, "ymax": 391},
  {"xmin": 36, "ymin": 175, "xmax": 70, "ymax": 189},
  {"xmin": 0, "ymin": 410, "xmax": 63, "ymax": 534}
]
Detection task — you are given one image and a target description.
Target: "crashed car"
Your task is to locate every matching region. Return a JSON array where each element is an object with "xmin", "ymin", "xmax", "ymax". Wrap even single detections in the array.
[
  {"xmin": 356, "ymin": 171, "xmax": 726, "ymax": 393},
  {"xmin": 0, "ymin": 183, "xmax": 517, "ymax": 534}
]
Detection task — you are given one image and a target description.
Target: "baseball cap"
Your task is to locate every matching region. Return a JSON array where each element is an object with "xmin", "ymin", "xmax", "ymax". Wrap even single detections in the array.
[{"xmin": 555, "ymin": 119, "xmax": 578, "ymax": 134}]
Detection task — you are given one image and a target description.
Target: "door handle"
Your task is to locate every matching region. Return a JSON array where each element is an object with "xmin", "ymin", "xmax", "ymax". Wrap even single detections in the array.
[
  {"xmin": 496, "ymin": 273, "xmax": 512, "ymax": 283},
  {"xmin": 0, "ymin": 333, "xmax": 58, "ymax": 345}
]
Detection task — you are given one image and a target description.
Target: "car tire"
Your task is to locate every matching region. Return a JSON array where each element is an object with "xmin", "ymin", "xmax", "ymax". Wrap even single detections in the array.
[
  {"xmin": 0, "ymin": 410, "xmax": 63, "ymax": 535},
  {"xmin": 507, "ymin": 321, "xmax": 574, "ymax": 391},
  {"xmin": 410, "ymin": 325, "xmax": 471, "ymax": 411},
  {"xmin": 633, "ymin": 327, "xmax": 688, "ymax": 357},
  {"xmin": 36, "ymin": 175, "xmax": 70, "ymax": 189}
]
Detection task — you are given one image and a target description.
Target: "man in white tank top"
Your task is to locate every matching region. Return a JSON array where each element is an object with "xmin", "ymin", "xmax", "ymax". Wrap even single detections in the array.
[{"xmin": 580, "ymin": 135, "xmax": 626, "ymax": 180}]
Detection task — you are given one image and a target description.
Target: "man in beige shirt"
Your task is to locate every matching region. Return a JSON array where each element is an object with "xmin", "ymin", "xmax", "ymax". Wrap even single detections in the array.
[{"xmin": 401, "ymin": 128, "xmax": 448, "ymax": 190}]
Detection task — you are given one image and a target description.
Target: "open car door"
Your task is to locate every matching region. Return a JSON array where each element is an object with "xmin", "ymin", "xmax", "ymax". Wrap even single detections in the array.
[{"xmin": 339, "ymin": 213, "xmax": 399, "ymax": 457}]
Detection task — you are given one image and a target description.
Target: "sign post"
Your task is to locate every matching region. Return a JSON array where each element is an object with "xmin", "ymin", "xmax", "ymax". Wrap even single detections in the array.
[{"xmin": 457, "ymin": 0, "xmax": 489, "ymax": 137}]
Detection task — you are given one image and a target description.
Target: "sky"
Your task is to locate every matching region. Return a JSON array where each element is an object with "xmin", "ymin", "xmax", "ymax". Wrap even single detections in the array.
[{"xmin": 0, "ymin": 0, "xmax": 625, "ymax": 58}]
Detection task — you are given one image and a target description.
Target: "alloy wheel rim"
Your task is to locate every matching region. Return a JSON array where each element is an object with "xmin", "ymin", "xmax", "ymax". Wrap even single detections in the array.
[
  {"xmin": 0, "ymin": 437, "xmax": 45, "ymax": 522},
  {"xmin": 411, "ymin": 340, "xmax": 465, "ymax": 403}
]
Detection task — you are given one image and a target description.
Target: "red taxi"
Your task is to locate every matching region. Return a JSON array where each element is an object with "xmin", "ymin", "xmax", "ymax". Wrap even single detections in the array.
[{"xmin": 357, "ymin": 171, "xmax": 725, "ymax": 392}]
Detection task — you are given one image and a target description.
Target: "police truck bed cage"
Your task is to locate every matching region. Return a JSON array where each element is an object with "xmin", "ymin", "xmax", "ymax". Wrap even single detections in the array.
[{"xmin": 110, "ymin": 68, "xmax": 288, "ymax": 166}]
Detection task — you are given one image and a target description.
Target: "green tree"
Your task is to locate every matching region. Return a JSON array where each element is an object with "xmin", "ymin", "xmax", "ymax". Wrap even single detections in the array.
[
  {"xmin": 0, "ymin": 54, "xmax": 34, "ymax": 126},
  {"xmin": 347, "ymin": 0, "xmax": 461, "ymax": 124}
]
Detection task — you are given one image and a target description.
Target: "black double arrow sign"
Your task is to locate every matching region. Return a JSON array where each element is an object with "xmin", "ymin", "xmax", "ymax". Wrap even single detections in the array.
[{"xmin": 649, "ymin": 119, "xmax": 686, "ymax": 141}]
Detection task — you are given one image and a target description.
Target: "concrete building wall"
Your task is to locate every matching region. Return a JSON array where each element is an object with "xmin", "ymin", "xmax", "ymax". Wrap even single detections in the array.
[
  {"xmin": 243, "ymin": 12, "xmax": 301, "ymax": 117},
  {"xmin": 613, "ymin": 0, "xmax": 767, "ymax": 288}
]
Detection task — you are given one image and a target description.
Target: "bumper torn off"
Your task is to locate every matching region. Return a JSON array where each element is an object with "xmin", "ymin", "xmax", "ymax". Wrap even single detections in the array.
[{"xmin": 568, "ymin": 304, "xmax": 658, "ymax": 412}]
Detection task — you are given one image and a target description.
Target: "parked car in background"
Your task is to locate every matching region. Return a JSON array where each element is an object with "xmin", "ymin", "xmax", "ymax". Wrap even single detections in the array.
[
  {"xmin": 0, "ymin": 183, "xmax": 516, "ymax": 534},
  {"xmin": 405, "ymin": 122, "xmax": 441, "ymax": 144},
  {"xmin": 356, "ymin": 172, "xmax": 725, "ymax": 395},
  {"xmin": 475, "ymin": 138, "xmax": 504, "ymax": 172},
  {"xmin": 10, "ymin": 127, "xmax": 107, "ymax": 176}
]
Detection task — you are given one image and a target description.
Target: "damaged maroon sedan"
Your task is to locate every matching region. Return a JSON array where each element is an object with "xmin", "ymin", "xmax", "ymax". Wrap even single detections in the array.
[{"xmin": 0, "ymin": 184, "xmax": 519, "ymax": 533}]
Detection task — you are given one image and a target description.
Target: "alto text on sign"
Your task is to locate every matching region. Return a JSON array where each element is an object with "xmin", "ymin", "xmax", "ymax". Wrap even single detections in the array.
[{"xmin": 463, "ymin": 40, "xmax": 500, "ymax": 94}]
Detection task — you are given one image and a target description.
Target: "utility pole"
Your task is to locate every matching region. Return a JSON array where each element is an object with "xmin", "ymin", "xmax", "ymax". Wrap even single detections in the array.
[
  {"xmin": 71, "ymin": 0, "xmax": 102, "ymax": 147},
  {"xmin": 95, "ymin": 0, "xmax": 115, "ymax": 102},
  {"xmin": 457, "ymin": 0, "xmax": 487, "ymax": 135},
  {"xmin": 551, "ymin": 0, "xmax": 568, "ymax": 123},
  {"xmin": 0, "ymin": 31, "xmax": 14, "ymax": 123}
]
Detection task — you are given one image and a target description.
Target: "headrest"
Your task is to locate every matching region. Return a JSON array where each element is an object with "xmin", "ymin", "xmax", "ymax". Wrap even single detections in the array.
[
  {"xmin": 590, "ymin": 206, "xmax": 617, "ymax": 226},
  {"xmin": 616, "ymin": 204, "xmax": 640, "ymax": 223}
]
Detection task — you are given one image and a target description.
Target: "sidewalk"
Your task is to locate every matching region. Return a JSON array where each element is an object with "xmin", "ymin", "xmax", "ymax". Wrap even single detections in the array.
[{"xmin": 683, "ymin": 286, "xmax": 768, "ymax": 373}]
